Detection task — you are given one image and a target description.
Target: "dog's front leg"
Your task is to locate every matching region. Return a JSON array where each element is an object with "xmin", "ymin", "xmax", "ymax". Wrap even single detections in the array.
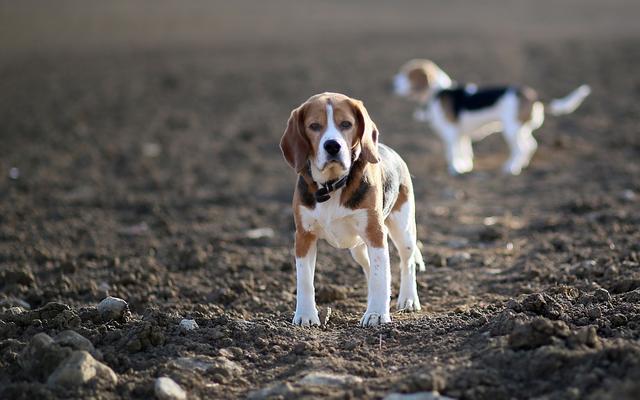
[
  {"xmin": 360, "ymin": 214, "xmax": 392, "ymax": 327},
  {"xmin": 292, "ymin": 230, "xmax": 320, "ymax": 326}
]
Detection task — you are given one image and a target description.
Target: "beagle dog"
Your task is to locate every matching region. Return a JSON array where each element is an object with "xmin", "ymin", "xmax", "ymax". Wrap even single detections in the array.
[
  {"xmin": 393, "ymin": 59, "xmax": 591, "ymax": 175},
  {"xmin": 280, "ymin": 92, "xmax": 425, "ymax": 327}
]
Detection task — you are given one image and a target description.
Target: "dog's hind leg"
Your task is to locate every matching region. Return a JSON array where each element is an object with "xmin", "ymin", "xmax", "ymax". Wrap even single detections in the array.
[
  {"xmin": 502, "ymin": 122, "xmax": 537, "ymax": 175},
  {"xmin": 350, "ymin": 243, "xmax": 370, "ymax": 280}
]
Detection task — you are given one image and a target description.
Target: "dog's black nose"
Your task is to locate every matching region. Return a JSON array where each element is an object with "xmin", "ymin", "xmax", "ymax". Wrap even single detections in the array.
[{"xmin": 324, "ymin": 140, "xmax": 341, "ymax": 156}]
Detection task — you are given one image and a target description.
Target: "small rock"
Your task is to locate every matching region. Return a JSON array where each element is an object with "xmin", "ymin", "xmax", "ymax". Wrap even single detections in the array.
[
  {"xmin": 245, "ymin": 228, "xmax": 274, "ymax": 239},
  {"xmin": 155, "ymin": 377, "xmax": 187, "ymax": 400},
  {"xmin": 54, "ymin": 330, "xmax": 97, "ymax": 356},
  {"xmin": 97, "ymin": 296, "xmax": 128, "ymax": 320},
  {"xmin": 9, "ymin": 167, "xmax": 20, "ymax": 180},
  {"xmin": 119, "ymin": 222, "xmax": 150, "ymax": 237},
  {"xmin": 248, "ymin": 382, "xmax": 296, "ymax": 400},
  {"xmin": 210, "ymin": 356, "xmax": 243, "ymax": 379},
  {"xmin": 47, "ymin": 350, "xmax": 117, "ymax": 387},
  {"xmin": 142, "ymin": 142, "xmax": 162, "ymax": 158},
  {"xmin": 172, "ymin": 356, "xmax": 214, "ymax": 372},
  {"xmin": 384, "ymin": 392, "xmax": 455, "ymax": 400},
  {"xmin": 172, "ymin": 355, "xmax": 242, "ymax": 379},
  {"xmin": 18, "ymin": 333, "xmax": 72, "ymax": 381},
  {"xmin": 593, "ymin": 288, "xmax": 611, "ymax": 303},
  {"xmin": 179, "ymin": 319, "xmax": 198, "ymax": 331},
  {"xmin": 299, "ymin": 371, "xmax": 363, "ymax": 387},
  {"xmin": 620, "ymin": 189, "xmax": 636, "ymax": 202}
]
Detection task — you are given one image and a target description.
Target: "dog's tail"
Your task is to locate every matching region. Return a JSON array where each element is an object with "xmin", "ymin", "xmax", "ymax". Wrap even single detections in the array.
[
  {"xmin": 414, "ymin": 241, "xmax": 426, "ymax": 272},
  {"xmin": 547, "ymin": 84, "xmax": 591, "ymax": 116}
]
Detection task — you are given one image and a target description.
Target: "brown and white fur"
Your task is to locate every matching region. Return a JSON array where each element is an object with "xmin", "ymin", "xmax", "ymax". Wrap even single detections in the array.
[
  {"xmin": 393, "ymin": 59, "xmax": 591, "ymax": 175},
  {"xmin": 280, "ymin": 92, "xmax": 425, "ymax": 327}
]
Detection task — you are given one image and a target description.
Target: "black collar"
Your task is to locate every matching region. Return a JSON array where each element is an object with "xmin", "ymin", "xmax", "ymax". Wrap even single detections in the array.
[{"xmin": 314, "ymin": 174, "xmax": 348, "ymax": 203}]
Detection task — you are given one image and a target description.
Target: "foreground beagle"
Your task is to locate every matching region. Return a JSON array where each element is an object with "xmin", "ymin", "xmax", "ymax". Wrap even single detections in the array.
[
  {"xmin": 280, "ymin": 92, "xmax": 425, "ymax": 327},
  {"xmin": 393, "ymin": 59, "xmax": 591, "ymax": 175}
]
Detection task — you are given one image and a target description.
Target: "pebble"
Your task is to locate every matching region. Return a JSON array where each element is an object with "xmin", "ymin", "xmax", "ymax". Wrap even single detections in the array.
[
  {"xmin": 54, "ymin": 330, "xmax": 97, "ymax": 355},
  {"xmin": 142, "ymin": 142, "xmax": 162, "ymax": 158},
  {"xmin": 97, "ymin": 296, "xmax": 128, "ymax": 320},
  {"xmin": 245, "ymin": 227, "xmax": 274, "ymax": 239},
  {"xmin": 384, "ymin": 391, "xmax": 455, "ymax": 400},
  {"xmin": 18, "ymin": 333, "xmax": 72, "ymax": 380},
  {"xmin": 179, "ymin": 319, "xmax": 199, "ymax": 331},
  {"xmin": 9, "ymin": 167, "xmax": 20, "ymax": 180},
  {"xmin": 155, "ymin": 377, "xmax": 187, "ymax": 400},
  {"xmin": 593, "ymin": 288, "xmax": 611, "ymax": 303},
  {"xmin": 47, "ymin": 350, "xmax": 117, "ymax": 387},
  {"xmin": 620, "ymin": 189, "xmax": 636, "ymax": 202},
  {"xmin": 299, "ymin": 371, "xmax": 363, "ymax": 387}
]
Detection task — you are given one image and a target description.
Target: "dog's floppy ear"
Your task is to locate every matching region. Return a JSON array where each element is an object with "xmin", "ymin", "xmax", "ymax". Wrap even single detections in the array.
[
  {"xmin": 408, "ymin": 66, "xmax": 431, "ymax": 92},
  {"xmin": 350, "ymin": 99, "xmax": 380, "ymax": 164},
  {"xmin": 405, "ymin": 60, "xmax": 444, "ymax": 92},
  {"xmin": 280, "ymin": 105, "xmax": 310, "ymax": 173}
]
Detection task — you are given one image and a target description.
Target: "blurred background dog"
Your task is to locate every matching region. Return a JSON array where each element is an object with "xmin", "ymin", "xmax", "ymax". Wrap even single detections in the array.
[{"xmin": 394, "ymin": 59, "xmax": 591, "ymax": 175}]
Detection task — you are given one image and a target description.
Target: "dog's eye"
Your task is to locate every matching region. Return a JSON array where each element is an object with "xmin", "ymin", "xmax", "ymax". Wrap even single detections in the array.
[
  {"xmin": 309, "ymin": 123, "xmax": 322, "ymax": 132},
  {"xmin": 339, "ymin": 121, "xmax": 353, "ymax": 129}
]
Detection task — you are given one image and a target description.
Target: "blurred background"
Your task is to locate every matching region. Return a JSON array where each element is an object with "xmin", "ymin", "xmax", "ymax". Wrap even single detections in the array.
[{"xmin": 1, "ymin": 1, "xmax": 640, "ymax": 399}]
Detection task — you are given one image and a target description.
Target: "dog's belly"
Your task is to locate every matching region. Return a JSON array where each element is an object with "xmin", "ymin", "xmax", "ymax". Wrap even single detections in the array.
[
  {"xmin": 459, "ymin": 107, "xmax": 504, "ymax": 135},
  {"xmin": 316, "ymin": 218, "xmax": 364, "ymax": 249},
  {"xmin": 299, "ymin": 201, "xmax": 367, "ymax": 249}
]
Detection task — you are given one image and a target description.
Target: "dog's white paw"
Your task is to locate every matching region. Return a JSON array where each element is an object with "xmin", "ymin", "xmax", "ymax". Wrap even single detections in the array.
[
  {"xmin": 397, "ymin": 294, "xmax": 422, "ymax": 312},
  {"xmin": 502, "ymin": 162, "xmax": 523, "ymax": 176},
  {"xmin": 292, "ymin": 309, "xmax": 320, "ymax": 327},
  {"xmin": 359, "ymin": 311, "xmax": 391, "ymax": 327}
]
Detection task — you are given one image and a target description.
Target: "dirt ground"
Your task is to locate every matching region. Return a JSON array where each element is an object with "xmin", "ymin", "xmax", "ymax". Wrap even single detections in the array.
[{"xmin": 1, "ymin": 1, "xmax": 640, "ymax": 399}]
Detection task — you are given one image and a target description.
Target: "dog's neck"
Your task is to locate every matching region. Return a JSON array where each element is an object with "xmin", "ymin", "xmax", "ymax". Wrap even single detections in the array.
[{"xmin": 302, "ymin": 150, "xmax": 364, "ymax": 204}]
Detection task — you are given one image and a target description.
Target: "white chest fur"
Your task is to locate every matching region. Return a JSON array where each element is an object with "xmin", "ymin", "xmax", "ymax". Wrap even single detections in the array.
[{"xmin": 299, "ymin": 191, "xmax": 368, "ymax": 249}]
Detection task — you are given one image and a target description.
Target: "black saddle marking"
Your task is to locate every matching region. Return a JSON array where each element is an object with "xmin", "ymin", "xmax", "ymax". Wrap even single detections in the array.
[{"xmin": 437, "ymin": 85, "xmax": 511, "ymax": 118}]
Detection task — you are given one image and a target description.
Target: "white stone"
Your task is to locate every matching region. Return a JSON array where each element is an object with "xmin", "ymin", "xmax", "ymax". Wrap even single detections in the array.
[
  {"xmin": 9, "ymin": 167, "xmax": 20, "ymax": 180},
  {"xmin": 384, "ymin": 392, "xmax": 455, "ymax": 400},
  {"xmin": 47, "ymin": 350, "xmax": 117, "ymax": 387},
  {"xmin": 300, "ymin": 371, "xmax": 363, "ymax": 387},
  {"xmin": 97, "ymin": 296, "xmax": 128, "ymax": 319},
  {"xmin": 155, "ymin": 377, "xmax": 187, "ymax": 400},
  {"xmin": 179, "ymin": 319, "xmax": 199, "ymax": 331},
  {"xmin": 245, "ymin": 227, "xmax": 274, "ymax": 239}
]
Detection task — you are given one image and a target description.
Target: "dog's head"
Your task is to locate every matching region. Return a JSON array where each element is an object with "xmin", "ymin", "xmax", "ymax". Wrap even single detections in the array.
[
  {"xmin": 280, "ymin": 92, "xmax": 379, "ymax": 181},
  {"xmin": 393, "ymin": 59, "xmax": 452, "ymax": 102}
]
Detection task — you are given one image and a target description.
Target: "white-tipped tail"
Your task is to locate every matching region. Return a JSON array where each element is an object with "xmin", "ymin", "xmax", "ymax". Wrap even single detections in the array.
[{"xmin": 548, "ymin": 84, "xmax": 591, "ymax": 116}]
